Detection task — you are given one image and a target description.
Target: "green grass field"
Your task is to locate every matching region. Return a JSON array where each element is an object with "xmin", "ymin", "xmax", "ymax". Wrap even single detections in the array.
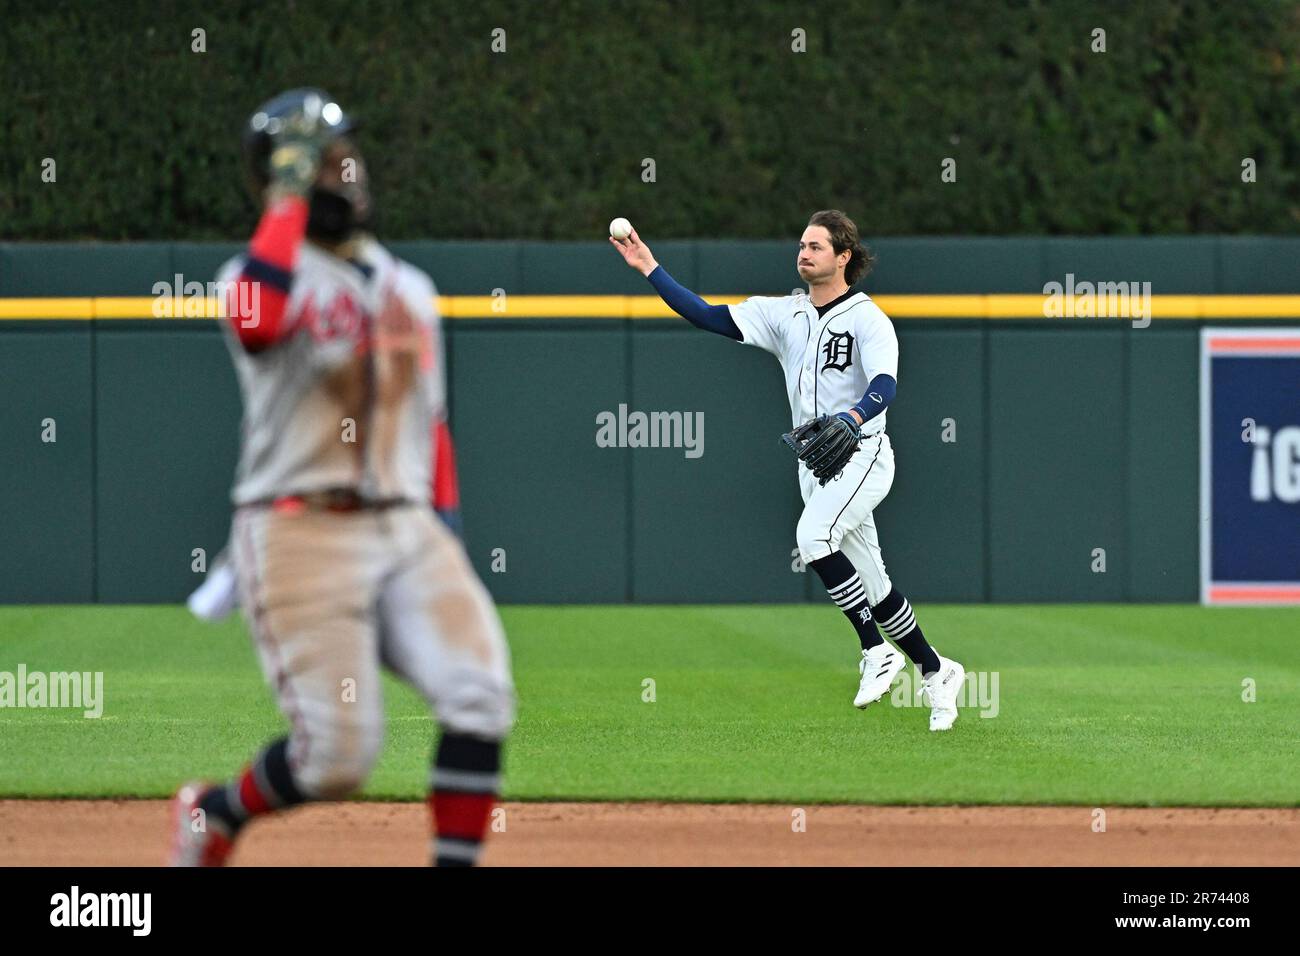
[{"xmin": 1, "ymin": 605, "xmax": 1297, "ymax": 806}]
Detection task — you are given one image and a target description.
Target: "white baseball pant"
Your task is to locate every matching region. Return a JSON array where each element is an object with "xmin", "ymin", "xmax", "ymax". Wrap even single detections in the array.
[{"xmin": 795, "ymin": 431, "xmax": 896, "ymax": 606}]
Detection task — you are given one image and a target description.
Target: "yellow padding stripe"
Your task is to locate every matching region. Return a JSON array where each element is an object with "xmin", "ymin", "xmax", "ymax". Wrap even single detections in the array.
[
  {"xmin": 0, "ymin": 298, "xmax": 97, "ymax": 319},
  {"xmin": 1, "ymin": 294, "xmax": 1299, "ymax": 320}
]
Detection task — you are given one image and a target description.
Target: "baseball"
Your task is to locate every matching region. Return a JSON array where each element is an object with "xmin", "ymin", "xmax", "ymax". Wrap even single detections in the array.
[{"xmin": 609, "ymin": 217, "xmax": 632, "ymax": 240}]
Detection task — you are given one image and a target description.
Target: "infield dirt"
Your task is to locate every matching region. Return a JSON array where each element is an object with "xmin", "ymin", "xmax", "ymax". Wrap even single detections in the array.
[{"xmin": 2, "ymin": 800, "xmax": 1297, "ymax": 866}]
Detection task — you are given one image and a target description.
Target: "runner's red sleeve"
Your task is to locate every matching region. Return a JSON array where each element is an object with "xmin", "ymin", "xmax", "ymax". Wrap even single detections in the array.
[{"xmin": 226, "ymin": 196, "xmax": 309, "ymax": 352}]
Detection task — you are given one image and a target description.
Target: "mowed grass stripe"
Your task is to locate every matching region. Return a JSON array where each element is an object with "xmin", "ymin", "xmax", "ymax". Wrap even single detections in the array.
[{"xmin": 0, "ymin": 605, "xmax": 1296, "ymax": 805}]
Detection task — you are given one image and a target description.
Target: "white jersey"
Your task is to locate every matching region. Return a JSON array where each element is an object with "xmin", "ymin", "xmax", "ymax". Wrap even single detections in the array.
[
  {"xmin": 728, "ymin": 290, "xmax": 899, "ymax": 433},
  {"xmin": 217, "ymin": 237, "xmax": 445, "ymax": 506}
]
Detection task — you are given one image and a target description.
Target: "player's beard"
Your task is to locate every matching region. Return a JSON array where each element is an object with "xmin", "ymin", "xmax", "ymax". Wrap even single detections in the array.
[
  {"xmin": 800, "ymin": 264, "xmax": 834, "ymax": 285},
  {"xmin": 306, "ymin": 186, "xmax": 373, "ymax": 244}
]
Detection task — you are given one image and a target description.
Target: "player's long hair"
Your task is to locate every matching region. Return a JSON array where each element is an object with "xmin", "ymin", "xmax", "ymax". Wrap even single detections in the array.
[{"xmin": 808, "ymin": 210, "xmax": 876, "ymax": 286}]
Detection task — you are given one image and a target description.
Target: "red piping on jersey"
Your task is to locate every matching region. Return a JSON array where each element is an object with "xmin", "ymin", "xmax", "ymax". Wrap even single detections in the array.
[
  {"xmin": 227, "ymin": 196, "xmax": 309, "ymax": 353},
  {"xmin": 432, "ymin": 419, "xmax": 460, "ymax": 510}
]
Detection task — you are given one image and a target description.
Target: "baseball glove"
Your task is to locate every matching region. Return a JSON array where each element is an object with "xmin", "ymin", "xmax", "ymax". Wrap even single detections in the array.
[{"xmin": 782, "ymin": 414, "xmax": 862, "ymax": 485}]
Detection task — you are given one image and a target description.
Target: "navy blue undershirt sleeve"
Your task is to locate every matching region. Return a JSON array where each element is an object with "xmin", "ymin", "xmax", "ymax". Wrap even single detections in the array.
[
  {"xmin": 647, "ymin": 265, "xmax": 742, "ymax": 341},
  {"xmin": 851, "ymin": 373, "xmax": 897, "ymax": 424}
]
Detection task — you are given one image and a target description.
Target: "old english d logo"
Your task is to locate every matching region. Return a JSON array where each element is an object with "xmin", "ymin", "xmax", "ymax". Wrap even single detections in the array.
[{"xmin": 821, "ymin": 330, "xmax": 854, "ymax": 371}]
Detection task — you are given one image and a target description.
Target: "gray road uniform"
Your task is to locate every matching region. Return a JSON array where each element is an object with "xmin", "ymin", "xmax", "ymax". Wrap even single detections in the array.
[{"xmin": 216, "ymin": 238, "xmax": 514, "ymax": 799}]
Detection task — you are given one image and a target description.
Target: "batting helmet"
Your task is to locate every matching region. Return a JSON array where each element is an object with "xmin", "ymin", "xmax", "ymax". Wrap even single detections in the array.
[
  {"xmin": 240, "ymin": 87, "xmax": 356, "ymax": 196},
  {"xmin": 241, "ymin": 88, "xmax": 371, "ymax": 243}
]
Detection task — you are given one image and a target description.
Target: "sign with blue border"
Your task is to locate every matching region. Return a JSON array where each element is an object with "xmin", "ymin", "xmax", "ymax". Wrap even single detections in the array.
[{"xmin": 1200, "ymin": 328, "xmax": 1300, "ymax": 604}]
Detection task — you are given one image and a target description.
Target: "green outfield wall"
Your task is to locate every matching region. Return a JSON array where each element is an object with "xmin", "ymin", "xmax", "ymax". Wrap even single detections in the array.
[{"xmin": 2, "ymin": 237, "xmax": 1297, "ymax": 604}]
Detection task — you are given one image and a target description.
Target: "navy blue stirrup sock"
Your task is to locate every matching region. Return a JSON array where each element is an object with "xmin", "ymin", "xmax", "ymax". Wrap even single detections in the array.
[
  {"xmin": 809, "ymin": 552, "xmax": 885, "ymax": 651},
  {"xmin": 200, "ymin": 736, "xmax": 308, "ymax": 836},
  {"xmin": 870, "ymin": 587, "xmax": 941, "ymax": 675}
]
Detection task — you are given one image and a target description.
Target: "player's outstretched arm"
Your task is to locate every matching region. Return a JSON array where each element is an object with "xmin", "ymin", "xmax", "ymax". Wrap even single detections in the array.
[
  {"xmin": 609, "ymin": 227, "xmax": 741, "ymax": 341},
  {"xmin": 227, "ymin": 109, "xmax": 335, "ymax": 353}
]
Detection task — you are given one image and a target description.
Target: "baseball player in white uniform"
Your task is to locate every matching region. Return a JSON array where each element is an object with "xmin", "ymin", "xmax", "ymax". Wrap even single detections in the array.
[
  {"xmin": 611, "ymin": 209, "xmax": 966, "ymax": 730},
  {"xmin": 170, "ymin": 89, "xmax": 514, "ymax": 866}
]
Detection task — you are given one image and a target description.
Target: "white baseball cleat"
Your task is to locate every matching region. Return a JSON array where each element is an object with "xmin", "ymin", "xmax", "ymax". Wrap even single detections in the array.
[
  {"xmin": 854, "ymin": 642, "xmax": 906, "ymax": 708},
  {"xmin": 919, "ymin": 655, "xmax": 966, "ymax": 731}
]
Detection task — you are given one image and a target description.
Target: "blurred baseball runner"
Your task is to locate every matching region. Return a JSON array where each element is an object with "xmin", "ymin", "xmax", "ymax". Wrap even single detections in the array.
[
  {"xmin": 170, "ymin": 88, "xmax": 514, "ymax": 866},
  {"xmin": 611, "ymin": 210, "xmax": 965, "ymax": 730}
]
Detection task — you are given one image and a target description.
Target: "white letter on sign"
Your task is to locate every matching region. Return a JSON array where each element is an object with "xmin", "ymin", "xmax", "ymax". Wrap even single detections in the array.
[{"xmin": 1272, "ymin": 427, "xmax": 1300, "ymax": 503}]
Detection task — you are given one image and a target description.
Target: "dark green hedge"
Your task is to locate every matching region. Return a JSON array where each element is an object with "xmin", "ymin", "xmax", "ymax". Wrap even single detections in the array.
[{"xmin": 3, "ymin": 0, "xmax": 1297, "ymax": 240}]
